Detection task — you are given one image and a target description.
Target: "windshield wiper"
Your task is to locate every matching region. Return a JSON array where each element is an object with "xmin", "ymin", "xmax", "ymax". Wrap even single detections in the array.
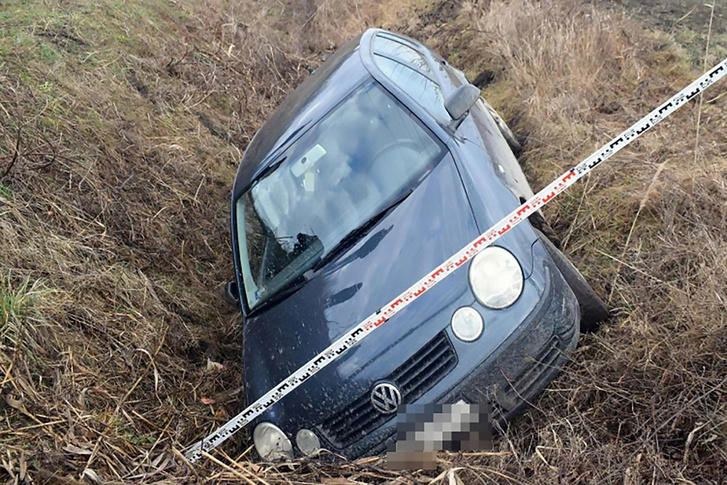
[
  {"xmin": 253, "ymin": 156, "xmax": 287, "ymax": 182},
  {"xmin": 248, "ymin": 234, "xmax": 323, "ymax": 315},
  {"xmin": 248, "ymin": 273, "xmax": 308, "ymax": 316},
  {"xmin": 312, "ymin": 188, "xmax": 414, "ymax": 272}
]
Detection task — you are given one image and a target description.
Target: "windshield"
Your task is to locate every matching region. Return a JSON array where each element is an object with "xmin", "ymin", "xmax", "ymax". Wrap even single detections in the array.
[{"xmin": 235, "ymin": 82, "xmax": 446, "ymax": 311}]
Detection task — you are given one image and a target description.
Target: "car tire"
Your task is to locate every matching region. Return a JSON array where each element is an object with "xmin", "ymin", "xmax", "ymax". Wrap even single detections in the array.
[
  {"xmin": 481, "ymin": 98, "xmax": 522, "ymax": 156},
  {"xmin": 529, "ymin": 211, "xmax": 562, "ymax": 249},
  {"xmin": 535, "ymin": 229, "xmax": 609, "ymax": 332}
]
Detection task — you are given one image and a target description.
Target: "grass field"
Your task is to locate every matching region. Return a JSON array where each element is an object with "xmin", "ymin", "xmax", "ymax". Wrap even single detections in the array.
[{"xmin": 1, "ymin": 0, "xmax": 726, "ymax": 483}]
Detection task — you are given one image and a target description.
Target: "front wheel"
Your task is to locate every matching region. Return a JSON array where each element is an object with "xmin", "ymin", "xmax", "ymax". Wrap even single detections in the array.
[{"xmin": 535, "ymin": 229, "xmax": 609, "ymax": 332}]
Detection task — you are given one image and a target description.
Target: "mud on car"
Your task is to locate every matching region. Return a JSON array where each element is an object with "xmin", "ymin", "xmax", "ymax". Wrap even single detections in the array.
[{"xmin": 225, "ymin": 29, "xmax": 608, "ymax": 460}]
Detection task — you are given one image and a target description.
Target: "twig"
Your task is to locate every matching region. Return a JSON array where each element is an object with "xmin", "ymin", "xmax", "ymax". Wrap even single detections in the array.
[
  {"xmin": 166, "ymin": 47, "xmax": 191, "ymax": 76},
  {"xmin": 682, "ymin": 421, "xmax": 707, "ymax": 465},
  {"xmin": 692, "ymin": 3, "xmax": 715, "ymax": 170},
  {"xmin": 562, "ymin": 175, "xmax": 591, "ymax": 250},
  {"xmin": 83, "ymin": 326, "xmax": 170, "ymax": 474},
  {"xmin": 596, "ymin": 248, "xmax": 685, "ymax": 295},
  {"xmin": 607, "ymin": 155, "xmax": 668, "ymax": 304},
  {"xmin": 676, "ymin": 5, "xmax": 697, "ymax": 23},
  {"xmin": 1, "ymin": 127, "xmax": 21, "ymax": 178},
  {"xmin": 0, "ymin": 419, "xmax": 66, "ymax": 436},
  {"xmin": 602, "ymin": 374, "xmax": 727, "ymax": 484},
  {"xmin": 35, "ymin": 128, "xmax": 58, "ymax": 169},
  {"xmin": 705, "ymin": 90, "xmax": 726, "ymax": 104},
  {"xmin": 171, "ymin": 447, "xmax": 201, "ymax": 481},
  {"xmin": 219, "ymin": 449, "xmax": 271, "ymax": 485},
  {"xmin": 202, "ymin": 451, "xmax": 259, "ymax": 485}
]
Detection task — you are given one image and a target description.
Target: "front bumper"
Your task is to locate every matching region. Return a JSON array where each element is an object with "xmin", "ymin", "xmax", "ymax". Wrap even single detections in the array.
[{"xmin": 334, "ymin": 251, "xmax": 581, "ymax": 458}]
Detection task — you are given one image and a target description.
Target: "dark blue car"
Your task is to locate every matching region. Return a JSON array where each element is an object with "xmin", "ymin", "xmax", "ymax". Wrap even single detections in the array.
[{"xmin": 227, "ymin": 29, "xmax": 608, "ymax": 460}]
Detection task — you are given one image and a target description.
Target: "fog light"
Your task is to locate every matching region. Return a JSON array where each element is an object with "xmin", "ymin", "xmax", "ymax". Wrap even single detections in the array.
[
  {"xmin": 451, "ymin": 306, "xmax": 484, "ymax": 342},
  {"xmin": 296, "ymin": 429, "xmax": 321, "ymax": 456},
  {"xmin": 253, "ymin": 422, "xmax": 293, "ymax": 461}
]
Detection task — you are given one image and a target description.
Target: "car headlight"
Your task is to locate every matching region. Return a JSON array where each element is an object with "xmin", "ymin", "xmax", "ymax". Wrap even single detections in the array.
[
  {"xmin": 451, "ymin": 306, "xmax": 484, "ymax": 342},
  {"xmin": 469, "ymin": 247, "xmax": 523, "ymax": 309},
  {"xmin": 253, "ymin": 422, "xmax": 293, "ymax": 461},
  {"xmin": 296, "ymin": 429, "xmax": 321, "ymax": 456}
]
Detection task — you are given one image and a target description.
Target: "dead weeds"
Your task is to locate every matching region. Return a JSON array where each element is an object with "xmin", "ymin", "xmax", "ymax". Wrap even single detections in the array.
[{"xmin": 1, "ymin": 0, "xmax": 726, "ymax": 483}]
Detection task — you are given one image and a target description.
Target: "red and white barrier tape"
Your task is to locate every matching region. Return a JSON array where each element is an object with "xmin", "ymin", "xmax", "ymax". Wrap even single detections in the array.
[{"xmin": 185, "ymin": 58, "xmax": 727, "ymax": 463}]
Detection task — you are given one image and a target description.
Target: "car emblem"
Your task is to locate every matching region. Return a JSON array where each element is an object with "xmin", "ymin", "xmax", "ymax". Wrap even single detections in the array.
[{"xmin": 370, "ymin": 383, "xmax": 401, "ymax": 414}]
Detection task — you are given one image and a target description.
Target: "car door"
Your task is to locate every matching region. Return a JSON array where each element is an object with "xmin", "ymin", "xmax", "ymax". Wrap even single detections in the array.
[{"xmin": 468, "ymin": 100, "xmax": 535, "ymax": 201}]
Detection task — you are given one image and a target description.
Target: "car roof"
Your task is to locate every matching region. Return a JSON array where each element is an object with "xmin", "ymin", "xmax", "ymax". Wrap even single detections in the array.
[{"xmin": 231, "ymin": 29, "xmax": 449, "ymax": 200}]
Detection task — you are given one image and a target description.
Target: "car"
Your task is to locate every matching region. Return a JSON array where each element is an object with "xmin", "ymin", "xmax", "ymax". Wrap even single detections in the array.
[{"xmin": 225, "ymin": 28, "xmax": 609, "ymax": 461}]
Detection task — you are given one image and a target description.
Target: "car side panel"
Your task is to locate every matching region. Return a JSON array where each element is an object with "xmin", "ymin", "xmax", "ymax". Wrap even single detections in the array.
[{"xmin": 469, "ymin": 100, "xmax": 535, "ymax": 201}]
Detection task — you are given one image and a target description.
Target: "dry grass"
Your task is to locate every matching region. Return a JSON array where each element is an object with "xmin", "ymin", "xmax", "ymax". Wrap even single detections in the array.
[
  {"xmin": 0, "ymin": 0, "xmax": 386, "ymax": 481},
  {"xmin": 1, "ymin": 0, "xmax": 726, "ymax": 483},
  {"xmin": 403, "ymin": 1, "xmax": 727, "ymax": 483}
]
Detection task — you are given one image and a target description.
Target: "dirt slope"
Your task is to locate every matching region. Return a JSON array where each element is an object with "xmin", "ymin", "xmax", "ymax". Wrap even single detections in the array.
[{"xmin": 1, "ymin": 0, "xmax": 726, "ymax": 483}]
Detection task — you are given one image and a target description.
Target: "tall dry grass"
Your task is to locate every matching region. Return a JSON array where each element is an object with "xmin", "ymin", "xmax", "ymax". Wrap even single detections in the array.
[
  {"xmin": 1, "ymin": 0, "xmax": 725, "ymax": 483},
  {"xmin": 0, "ymin": 0, "xmax": 389, "ymax": 481},
  {"xmin": 401, "ymin": 0, "xmax": 727, "ymax": 483}
]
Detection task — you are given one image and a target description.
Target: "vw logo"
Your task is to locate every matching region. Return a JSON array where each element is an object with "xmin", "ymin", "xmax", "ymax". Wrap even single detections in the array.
[{"xmin": 370, "ymin": 382, "xmax": 401, "ymax": 414}]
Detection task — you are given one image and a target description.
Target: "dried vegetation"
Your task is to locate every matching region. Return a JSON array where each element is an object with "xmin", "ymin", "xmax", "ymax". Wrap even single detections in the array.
[{"xmin": 0, "ymin": 0, "xmax": 726, "ymax": 483}]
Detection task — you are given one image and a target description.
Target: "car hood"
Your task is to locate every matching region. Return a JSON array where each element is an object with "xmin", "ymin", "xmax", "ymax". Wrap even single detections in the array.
[{"xmin": 242, "ymin": 153, "xmax": 489, "ymax": 428}]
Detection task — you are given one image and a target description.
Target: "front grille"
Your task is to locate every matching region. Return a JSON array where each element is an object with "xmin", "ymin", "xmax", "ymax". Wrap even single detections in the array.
[
  {"xmin": 318, "ymin": 331, "xmax": 457, "ymax": 448},
  {"xmin": 495, "ymin": 337, "xmax": 561, "ymax": 411}
]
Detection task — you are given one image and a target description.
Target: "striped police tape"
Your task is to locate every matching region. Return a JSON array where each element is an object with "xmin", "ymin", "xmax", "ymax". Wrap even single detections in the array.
[{"xmin": 185, "ymin": 57, "xmax": 727, "ymax": 464}]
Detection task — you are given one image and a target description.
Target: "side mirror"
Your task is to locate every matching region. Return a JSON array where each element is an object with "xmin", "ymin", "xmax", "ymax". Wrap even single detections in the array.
[
  {"xmin": 445, "ymin": 84, "xmax": 481, "ymax": 131},
  {"xmin": 222, "ymin": 280, "xmax": 240, "ymax": 307}
]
